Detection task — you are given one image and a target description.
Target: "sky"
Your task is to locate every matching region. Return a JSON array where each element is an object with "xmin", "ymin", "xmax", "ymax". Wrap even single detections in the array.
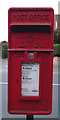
[{"xmin": 0, "ymin": 0, "xmax": 59, "ymax": 42}]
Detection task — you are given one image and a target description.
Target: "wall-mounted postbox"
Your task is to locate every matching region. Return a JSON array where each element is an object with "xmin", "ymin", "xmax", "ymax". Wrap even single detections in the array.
[{"xmin": 8, "ymin": 8, "xmax": 54, "ymax": 115}]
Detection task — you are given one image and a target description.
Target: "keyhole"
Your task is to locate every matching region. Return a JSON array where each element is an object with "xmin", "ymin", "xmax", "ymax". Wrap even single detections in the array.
[{"xmin": 17, "ymin": 80, "xmax": 19, "ymax": 84}]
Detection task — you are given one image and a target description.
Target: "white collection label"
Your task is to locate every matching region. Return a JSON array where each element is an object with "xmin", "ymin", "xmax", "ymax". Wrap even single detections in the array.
[{"xmin": 21, "ymin": 62, "xmax": 39, "ymax": 96}]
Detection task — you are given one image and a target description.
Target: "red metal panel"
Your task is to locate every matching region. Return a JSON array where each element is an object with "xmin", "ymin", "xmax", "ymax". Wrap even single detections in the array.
[{"xmin": 8, "ymin": 8, "xmax": 54, "ymax": 115}]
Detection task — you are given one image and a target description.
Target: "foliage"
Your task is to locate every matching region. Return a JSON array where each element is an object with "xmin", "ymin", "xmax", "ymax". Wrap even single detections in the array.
[
  {"xmin": 53, "ymin": 44, "xmax": 60, "ymax": 56},
  {"xmin": 54, "ymin": 29, "xmax": 60, "ymax": 44},
  {"xmin": 2, "ymin": 43, "xmax": 8, "ymax": 59}
]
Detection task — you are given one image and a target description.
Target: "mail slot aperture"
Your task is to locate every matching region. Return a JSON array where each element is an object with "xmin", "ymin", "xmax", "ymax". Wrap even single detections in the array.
[{"xmin": 10, "ymin": 25, "xmax": 51, "ymax": 33}]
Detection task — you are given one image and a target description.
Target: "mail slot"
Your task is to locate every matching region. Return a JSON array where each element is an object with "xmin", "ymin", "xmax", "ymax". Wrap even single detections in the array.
[{"xmin": 8, "ymin": 8, "xmax": 54, "ymax": 115}]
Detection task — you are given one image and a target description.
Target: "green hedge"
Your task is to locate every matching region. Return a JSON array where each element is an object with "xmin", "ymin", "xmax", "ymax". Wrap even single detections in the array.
[
  {"xmin": 2, "ymin": 43, "xmax": 8, "ymax": 59},
  {"xmin": 54, "ymin": 44, "xmax": 60, "ymax": 56},
  {"xmin": 54, "ymin": 29, "xmax": 60, "ymax": 44}
]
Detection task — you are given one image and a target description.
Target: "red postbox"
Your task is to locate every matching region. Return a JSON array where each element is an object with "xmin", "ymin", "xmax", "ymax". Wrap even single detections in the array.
[{"xmin": 8, "ymin": 8, "xmax": 54, "ymax": 115}]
